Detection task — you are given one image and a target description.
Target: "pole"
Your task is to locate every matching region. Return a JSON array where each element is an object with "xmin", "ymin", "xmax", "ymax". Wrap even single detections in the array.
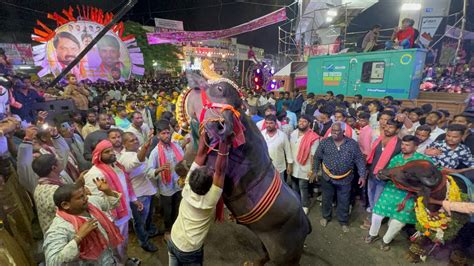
[
  {"xmin": 241, "ymin": 60, "xmax": 245, "ymax": 87},
  {"xmin": 344, "ymin": 3, "xmax": 348, "ymax": 48},
  {"xmin": 48, "ymin": 0, "xmax": 138, "ymax": 88},
  {"xmin": 453, "ymin": 0, "xmax": 467, "ymax": 65}
]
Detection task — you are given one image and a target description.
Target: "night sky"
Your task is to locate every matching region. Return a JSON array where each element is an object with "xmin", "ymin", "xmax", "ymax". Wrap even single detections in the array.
[
  {"xmin": 0, "ymin": 0, "xmax": 471, "ymax": 54},
  {"xmin": 0, "ymin": 0, "xmax": 294, "ymax": 54}
]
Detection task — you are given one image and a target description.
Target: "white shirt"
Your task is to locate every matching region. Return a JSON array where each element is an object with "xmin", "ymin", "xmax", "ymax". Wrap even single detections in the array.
[
  {"xmin": 0, "ymin": 86, "xmax": 9, "ymax": 115},
  {"xmin": 290, "ymin": 130, "xmax": 319, "ymax": 180},
  {"xmin": 262, "ymin": 129, "xmax": 293, "ymax": 173},
  {"xmin": 171, "ymin": 163, "xmax": 223, "ymax": 252},
  {"xmin": 430, "ymin": 126, "xmax": 445, "ymax": 140},
  {"xmin": 417, "ymin": 138, "xmax": 434, "ymax": 154},
  {"xmin": 125, "ymin": 123, "xmax": 151, "ymax": 146},
  {"xmin": 267, "ymin": 98, "xmax": 276, "ymax": 105},
  {"xmin": 351, "ymin": 102, "xmax": 362, "ymax": 109},
  {"xmin": 258, "ymin": 95, "xmax": 268, "ymax": 106},
  {"xmin": 118, "ymin": 150, "xmax": 157, "ymax": 197},
  {"xmin": 369, "ymin": 112, "xmax": 379, "ymax": 130}
]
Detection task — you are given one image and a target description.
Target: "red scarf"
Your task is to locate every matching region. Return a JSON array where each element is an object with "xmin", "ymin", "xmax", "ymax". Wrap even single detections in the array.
[
  {"xmin": 323, "ymin": 123, "xmax": 353, "ymax": 139},
  {"xmin": 157, "ymin": 142, "xmax": 183, "ymax": 184},
  {"xmin": 367, "ymin": 136, "xmax": 399, "ymax": 175},
  {"xmin": 296, "ymin": 130, "xmax": 319, "ymax": 165},
  {"xmin": 56, "ymin": 203, "xmax": 124, "ymax": 261},
  {"xmin": 92, "ymin": 140, "xmax": 135, "ymax": 220}
]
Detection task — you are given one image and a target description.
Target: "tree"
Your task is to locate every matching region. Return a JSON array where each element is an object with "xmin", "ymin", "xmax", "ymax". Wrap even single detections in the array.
[{"xmin": 123, "ymin": 21, "xmax": 182, "ymax": 73}]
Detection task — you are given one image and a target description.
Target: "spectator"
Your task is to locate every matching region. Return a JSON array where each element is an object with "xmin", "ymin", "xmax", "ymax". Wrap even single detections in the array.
[
  {"xmin": 256, "ymin": 105, "xmax": 281, "ymax": 130},
  {"xmin": 148, "ymin": 120, "xmax": 184, "ymax": 236},
  {"xmin": 290, "ymin": 90, "xmax": 304, "ymax": 115},
  {"xmin": 425, "ymin": 111, "xmax": 445, "ymax": 140},
  {"xmin": 84, "ymin": 139, "xmax": 143, "ymax": 265},
  {"xmin": 63, "ymin": 74, "xmax": 90, "ymax": 116},
  {"xmin": 324, "ymin": 110, "xmax": 357, "ymax": 141},
  {"xmin": 315, "ymin": 107, "xmax": 333, "ymax": 137},
  {"xmin": 435, "ymin": 113, "xmax": 474, "ymax": 153},
  {"xmin": 43, "ymin": 183, "xmax": 122, "ymax": 265},
  {"xmin": 136, "ymin": 98, "xmax": 154, "ymax": 129},
  {"xmin": 386, "ymin": 18, "xmax": 415, "ymax": 49},
  {"xmin": 415, "ymin": 125, "xmax": 433, "ymax": 154},
  {"xmin": 361, "ymin": 24, "xmax": 381, "ymax": 52},
  {"xmin": 118, "ymin": 132, "xmax": 158, "ymax": 253},
  {"xmin": 365, "ymin": 135, "xmax": 433, "ymax": 250},
  {"xmin": 368, "ymin": 101, "xmax": 381, "ymax": 130},
  {"xmin": 249, "ymin": 106, "xmax": 263, "ymax": 123},
  {"xmin": 408, "ymin": 108, "xmax": 423, "ymax": 129},
  {"xmin": 83, "ymin": 113, "xmax": 111, "ymax": 161},
  {"xmin": 438, "ymin": 109, "xmax": 450, "ymax": 129},
  {"xmin": 58, "ymin": 121, "xmax": 91, "ymax": 171},
  {"xmin": 366, "ymin": 119, "xmax": 402, "ymax": 216},
  {"xmin": 125, "ymin": 112, "xmax": 151, "ymax": 146},
  {"xmin": 425, "ymin": 124, "xmax": 474, "ymax": 173},
  {"xmin": 82, "ymin": 109, "xmax": 100, "ymax": 139},
  {"xmin": 324, "ymin": 91, "xmax": 334, "ymax": 102},
  {"xmin": 290, "ymin": 115, "xmax": 320, "ymax": 214},
  {"xmin": 262, "ymin": 115, "xmax": 293, "ymax": 182},
  {"xmin": 351, "ymin": 94, "xmax": 363, "ymax": 109},
  {"xmin": 10, "ymin": 78, "xmax": 45, "ymax": 123},
  {"xmin": 314, "ymin": 122, "xmax": 366, "ymax": 232},
  {"xmin": 302, "ymin": 93, "xmax": 317, "ymax": 116},
  {"xmin": 114, "ymin": 106, "xmax": 131, "ymax": 130},
  {"xmin": 357, "ymin": 112, "xmax": 373, "ymax": 159},
  {"xmin": 281, "ymin": 102, "xmax": 297, "ymax": 129}
]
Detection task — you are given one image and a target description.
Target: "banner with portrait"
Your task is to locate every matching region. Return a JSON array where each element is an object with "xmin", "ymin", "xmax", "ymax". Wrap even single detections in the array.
[
  {"xmin": 44, "ymin": 21, "xmax": 131, "ymax": 81},
  {"xmin": 31, "ymin": 5, "xmax": 144, "ymax": 82}
]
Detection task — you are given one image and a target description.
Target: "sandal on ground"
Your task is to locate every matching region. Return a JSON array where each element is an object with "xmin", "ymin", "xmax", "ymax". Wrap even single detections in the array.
[
  {"xmin": 380, "ymin": 242, "xmax": 391, "ymax": 251},
  {"xmin": 364, "ymin": 235, "xmax": 380, "ymax": 244}
]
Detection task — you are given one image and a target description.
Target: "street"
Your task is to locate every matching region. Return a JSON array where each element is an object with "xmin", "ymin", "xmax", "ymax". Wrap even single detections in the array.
[{"xmin": 128, "ymin": 198, "xmax": 467, "ymax": 265}]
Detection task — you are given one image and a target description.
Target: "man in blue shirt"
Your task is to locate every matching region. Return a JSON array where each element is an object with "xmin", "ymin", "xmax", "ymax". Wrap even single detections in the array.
[
  {"xmin": 282, "ymin": 102, "xmax": 297, "ymax": 129},
  {"xmin": 249, "ymin": 106, "xmax": 263, "ymax": 123},
  {"xmin": 11, "ymin": 78, "xmax": 45, "ymax": 123}
]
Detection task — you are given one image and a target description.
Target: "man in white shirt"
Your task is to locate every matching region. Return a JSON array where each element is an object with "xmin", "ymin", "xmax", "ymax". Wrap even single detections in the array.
[
  {"xmin": 425, "ymin": 111, "xmax": 445, "ymax": 140},
  {"xmin": 368, "ymin": 101, "xmax": 381, "ymax": 130},
  {"xmin": 267, "ymin": 92, "xmax": 276, "ymax": 105},
  {"xmin": 169, "ymin": 133, "xmax": 229, "ymax": 265},
  {"xmin": 262, "ymin": 115, "xmax": 293, "ymax": 182},
  {"xmin": 258, "ymin": 92, "xmax": 268, "ymax": 107},
  {"xmin": 415, "ymin": 125, "xmax": 433, "ymax": 154},
  {"xmin": 256, "ymin": 105, "xmax": 281, "ymax": 130},
  {"xmin": 290, "ymin": 115, "xmax": 320, "ymax": 214},
  {"xmin": 118, "ymin": 132, "xmax": 158, "ymax": 253},
  {"xmin": 125, "ymin": 112, "xmax": 151, "ymax": 146},
  {"xmin": 351, "ymin": 94, "xmax": 363, "ymax": 110}
]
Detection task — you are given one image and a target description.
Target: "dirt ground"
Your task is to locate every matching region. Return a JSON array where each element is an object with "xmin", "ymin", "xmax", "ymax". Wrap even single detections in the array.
[{"xmin": 128, "ymin": 198, "xmax": 473, "ymax": 266}]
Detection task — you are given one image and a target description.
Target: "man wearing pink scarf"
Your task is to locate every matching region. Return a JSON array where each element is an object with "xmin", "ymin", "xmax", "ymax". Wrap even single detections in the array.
[{"xmin": 85, "ymin": 139, "xmax": 143, "ymax": 266}]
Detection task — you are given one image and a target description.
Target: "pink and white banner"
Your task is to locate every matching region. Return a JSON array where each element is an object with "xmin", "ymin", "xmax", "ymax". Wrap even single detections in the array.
[{"xmin": 147, "ymin": 8, "xmax": 287, "ymax": 44}]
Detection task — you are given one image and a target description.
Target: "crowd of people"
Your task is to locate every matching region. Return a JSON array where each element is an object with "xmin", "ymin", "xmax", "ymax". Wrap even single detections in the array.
[
  {"xmin": 0, "ymin": 58, "xmax": 474, "ymax": 265},
  {"xmin": 245, "ymin": 89, "xmax": 474, "ymax": 253},
  {"xmin": 0, "ymin": 71, "xmax": 197, "ymax": 265}
]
